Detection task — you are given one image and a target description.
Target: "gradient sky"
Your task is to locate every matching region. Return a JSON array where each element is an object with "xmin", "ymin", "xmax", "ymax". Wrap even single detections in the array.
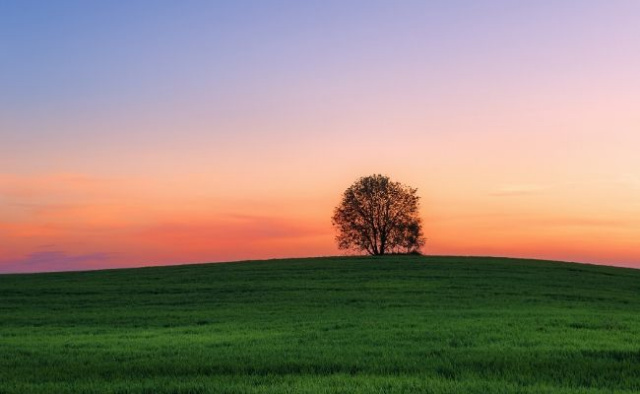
[{"xmin": 2, "ymin": 1, "xmax": 640, "ymax": 273}]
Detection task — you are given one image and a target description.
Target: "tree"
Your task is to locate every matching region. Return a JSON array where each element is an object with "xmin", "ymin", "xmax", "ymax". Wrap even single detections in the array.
[{"xmin": 331, "ymin": 174, "xmax": 425, "ymax": 255}]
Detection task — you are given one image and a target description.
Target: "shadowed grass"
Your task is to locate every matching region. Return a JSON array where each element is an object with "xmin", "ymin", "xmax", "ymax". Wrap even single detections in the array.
[{"xmin": 1, "ymin": 256, "xmax": 639, "ymax": 393}]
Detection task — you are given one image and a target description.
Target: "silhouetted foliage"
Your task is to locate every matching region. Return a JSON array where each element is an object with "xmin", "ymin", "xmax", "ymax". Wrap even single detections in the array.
[{"xmin": 332, "ymin": 174, "xmax": 425, "ymax": 255}]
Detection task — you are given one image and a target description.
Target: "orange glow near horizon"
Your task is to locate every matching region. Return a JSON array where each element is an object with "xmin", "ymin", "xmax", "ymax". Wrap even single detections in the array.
[{"xmin": 1, "ymin": 166, "xmax": 639, "ymax": 272}]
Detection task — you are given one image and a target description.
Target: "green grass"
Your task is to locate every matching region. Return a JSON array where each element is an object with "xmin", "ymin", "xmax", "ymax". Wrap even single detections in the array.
[{"xmin": 1, "ymin": 255, "xmax": 640, "ymax": 393}]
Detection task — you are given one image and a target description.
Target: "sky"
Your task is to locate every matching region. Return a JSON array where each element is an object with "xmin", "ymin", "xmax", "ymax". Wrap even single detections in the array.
[{"xmin": 1, "ymin": 1, "xmax": 640, "ymax": 273}]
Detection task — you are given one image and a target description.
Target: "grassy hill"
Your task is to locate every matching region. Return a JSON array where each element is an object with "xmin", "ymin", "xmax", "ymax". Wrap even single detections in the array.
[{"xmin": 1, "ymin": 256, "xmax": 639, "ymax": 393}]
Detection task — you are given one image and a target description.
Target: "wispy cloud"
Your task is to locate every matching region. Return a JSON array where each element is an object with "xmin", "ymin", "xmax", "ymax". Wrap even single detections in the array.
[
  {"xmin": 489, "ymin": 184, "xmax": 548, "ymax": 197},
  {"xmin": 615, "ymin": 174, "xmax": 640, "ymax": 191},
  {"xmin": 0, "ymin": 173, "xmax": 116, "ymax": 200},
  {"xmin": 137, "ymin": 214, "xmax": 329, "ymax": 245},
  {"xmin": 532, "ymin": 216, "xmax": 635, "ymax": 228},
  {"xmin": 0, "ymin": 251, "xmax": 114, "ymax": 273}
]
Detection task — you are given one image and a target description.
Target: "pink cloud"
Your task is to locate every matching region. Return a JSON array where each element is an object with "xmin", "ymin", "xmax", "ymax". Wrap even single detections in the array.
[{"xmin": 0, "ymin": 250, "xmax": 114, "ymax": 273}]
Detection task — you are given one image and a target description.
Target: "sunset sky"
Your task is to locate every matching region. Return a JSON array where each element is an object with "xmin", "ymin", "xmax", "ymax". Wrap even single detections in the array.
[{"xmin": 2, "ymin": 1, "xmax": 640, "ymax": 273}]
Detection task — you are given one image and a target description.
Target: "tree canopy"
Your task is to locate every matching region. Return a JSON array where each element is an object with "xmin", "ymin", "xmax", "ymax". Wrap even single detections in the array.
[{"xmin": 332, "ymin": 174, "xmax": 425, "ymax": 255}]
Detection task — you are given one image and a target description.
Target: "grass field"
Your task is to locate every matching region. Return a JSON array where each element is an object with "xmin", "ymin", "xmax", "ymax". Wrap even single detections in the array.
[{"xmin": 1, "ymin": 256, "xmax": 640, "ymax": 393}]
